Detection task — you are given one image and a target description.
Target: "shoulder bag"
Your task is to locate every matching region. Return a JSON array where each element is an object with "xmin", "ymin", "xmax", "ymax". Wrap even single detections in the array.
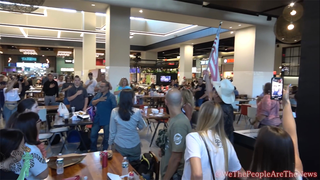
[{"xmin": 198, "ymin": 133, "xmax": 216, "ymax": 180}]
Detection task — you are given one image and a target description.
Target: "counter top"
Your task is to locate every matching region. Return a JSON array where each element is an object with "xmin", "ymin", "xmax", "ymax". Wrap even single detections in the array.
[{"xmin": 234, "ymin": 129, "xmax": 260, "ymax": 139}]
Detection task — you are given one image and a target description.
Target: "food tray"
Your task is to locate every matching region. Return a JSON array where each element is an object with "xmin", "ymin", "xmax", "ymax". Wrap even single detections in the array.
[
  {"xmin": 47, "ymin": 154, "xmax": 86, "ymax": 169},
  {"xmin": 74, "ymin": 111, "xmax": 90, "ymax": 119}
]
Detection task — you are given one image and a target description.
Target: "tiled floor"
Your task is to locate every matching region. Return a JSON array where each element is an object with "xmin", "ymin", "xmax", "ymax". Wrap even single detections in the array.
[{"xmin": 44, "ymin": 114, "xmax": 251, "ymax": 157}]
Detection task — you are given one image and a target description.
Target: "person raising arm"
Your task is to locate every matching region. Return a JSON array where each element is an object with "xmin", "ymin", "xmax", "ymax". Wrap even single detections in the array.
[{"xmin": 282, "ymin": 85, "xmax": 303, "ymax": 173}]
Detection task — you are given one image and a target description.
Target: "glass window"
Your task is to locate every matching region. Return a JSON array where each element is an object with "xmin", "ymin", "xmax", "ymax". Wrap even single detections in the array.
[{"xmin": 282, "ymin": 46, "xmax": 301, "ymax": 76}]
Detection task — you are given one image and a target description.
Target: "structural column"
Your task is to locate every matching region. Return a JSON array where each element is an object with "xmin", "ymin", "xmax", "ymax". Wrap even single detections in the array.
[
  {"xmin": 105, "ymin": 5, "xmax": 130, "ymax": 91},
  {"xmin": 141, "ymin": 51, "xmax": 157, "ymax": 60},
  {"xmin": 82, "ymin": 12, "xmax": 96, "ymax": 80},
  {"xmin": 233, "ymin": 25, "xmax": 276, "ymax": 98},
  {"xmin": 179, "ymin": 44, "xmax": 193, "ymax": 84},
  {"xmin": 73, "ymin": 47, "xmax": 83, "ymax": 78}
]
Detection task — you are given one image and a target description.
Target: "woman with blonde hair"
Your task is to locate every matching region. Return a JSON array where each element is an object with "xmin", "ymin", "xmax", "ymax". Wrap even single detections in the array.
[
  {"xmin": 114, "ymin": 78, "xmax": 131, "ymax": 103},
  {"xmin": 181, "ymin": 88, "xmax": 194, "ymax": 121},
  {"xmin": 182, "ymin": 101, "xmax": 245, "ymax": 180}
]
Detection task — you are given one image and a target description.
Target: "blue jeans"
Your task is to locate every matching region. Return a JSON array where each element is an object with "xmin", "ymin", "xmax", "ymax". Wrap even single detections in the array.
[
  {"xmin": 195, "ymin": 99, "xmax": 204, "ymax": 107},
  {"xmin": 90, "ymin": 123, "xmax": 109, "ymax": 151},
  {"xmin": 3, "ymin": 103, "xmax": 17, "ymax": 123}
]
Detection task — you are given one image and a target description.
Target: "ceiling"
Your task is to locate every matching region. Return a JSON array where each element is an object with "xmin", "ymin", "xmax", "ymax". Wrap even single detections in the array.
[
  {"xmin": 1, "ymin": 0, "xmax": 294, "ymax": 59},
  {"xmin": 174, "ymin": 0, "xmax": 303, "ymax": 18},
  {"xmin": 158, "ymin": 37, "xmax": 234, "ymax": 59}
]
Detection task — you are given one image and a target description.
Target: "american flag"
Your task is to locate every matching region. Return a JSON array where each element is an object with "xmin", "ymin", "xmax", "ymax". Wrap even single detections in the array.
[{"xmin": 207, "ymin": 22, "xmax": 222, "ymax": 84}]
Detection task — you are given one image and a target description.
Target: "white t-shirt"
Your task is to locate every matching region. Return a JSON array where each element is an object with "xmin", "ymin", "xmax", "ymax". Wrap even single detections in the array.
[
  {"xmin": 85, "ymin": 79, "xmax": 97, "ymax": 94},
  {"xmin": 12, "ymin": 143, "xmax": 47, "ymax": 180},
  {"xmin": 182, "ymin": 131, "xmax": 241, "ymax": 180},
  {"xmin": 3, "ymin": 88, "xmax": 20, "ymax": 101},
  {"xmin": 57, "ymin": 80, "xmax": 65, "ymax": 87}
]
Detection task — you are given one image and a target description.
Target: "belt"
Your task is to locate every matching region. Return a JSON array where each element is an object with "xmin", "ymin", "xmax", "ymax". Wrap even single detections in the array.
[{"xmin": 5, "ymin": 101, "xmax": 18, "ymax": 104}]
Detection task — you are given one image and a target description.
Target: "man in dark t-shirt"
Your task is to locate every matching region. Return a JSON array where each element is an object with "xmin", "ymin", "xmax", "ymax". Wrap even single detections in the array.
[
  {"xmin": 193, "ymin": 77, "xmax": 206, "ymax": 107},
  {"xmin": 67, "ymin": 76, "xmax": 88, "ymax": 111}
]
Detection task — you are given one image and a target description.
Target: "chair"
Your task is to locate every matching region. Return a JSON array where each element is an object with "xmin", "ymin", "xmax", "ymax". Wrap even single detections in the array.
[
  {"xmin": 46, "ymin": 114, "xmax": 69, "ymax": 153},
  {"xmin": 139, "ymin": 105, "xmax": 154, "ymax": 133},
  {"xmin": 247, "ymin": 107, "xmax": 257, "ymax": 128},
  {"xmin": 237, "ymin": 104, "xmax": 251, "ymax": 124},
  {"xmin": 149, "ymin": 151, "xmax": 160, "ymax": 180}
]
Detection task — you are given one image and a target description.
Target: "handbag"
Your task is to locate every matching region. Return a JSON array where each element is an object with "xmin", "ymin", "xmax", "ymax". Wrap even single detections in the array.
[
  {"xmin": 86, "ymin": 93, "xmax": 105, "ymax": 121},
  {"xmin": 198, "ymin": 133, "xmax": 216, "ymax": 180},
  {"xmin": 57, "ymin": 102, "xmax": 69, "ymax": 117}
]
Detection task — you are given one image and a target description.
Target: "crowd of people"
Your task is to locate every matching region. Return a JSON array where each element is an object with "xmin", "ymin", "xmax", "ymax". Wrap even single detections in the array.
[{"xmin": 0, "ymin": 71, "xmax": 303, "ymax": 180}]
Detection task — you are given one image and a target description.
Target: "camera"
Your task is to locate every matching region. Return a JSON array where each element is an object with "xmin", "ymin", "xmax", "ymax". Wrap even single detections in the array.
[{"xmin": 17, "ymin": 75, "xmax": 24, "ymax": 82}]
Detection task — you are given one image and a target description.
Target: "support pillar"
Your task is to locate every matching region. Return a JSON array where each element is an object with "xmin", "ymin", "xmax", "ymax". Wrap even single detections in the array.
[
  {"xmin": 179, "ymin": 44, "xmax": 193, "ymax": 84},
  {"xmin": 82, "ymin": 12, "xmax": 96, "ymax": 80},
  {"xmin": 73, "ymin": 47, "xmax": 83, "ymax": 79},
  {"xmin": 105, "ymin": 5, "xmax": 130, "ymax": 91},
  {"xmin": 233, "ymin": 26, "xmax": 276, "ymax": 98}
]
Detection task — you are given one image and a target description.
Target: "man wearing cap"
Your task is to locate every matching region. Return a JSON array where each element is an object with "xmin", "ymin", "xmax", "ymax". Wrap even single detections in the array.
[
  {"xmin": 84, "ymin": 72, "xmax": 97, "ymax": 104},
  {"xmin": 94, "ymin": 73, "xmax": 112, "ymax": 93},
  {"xmin": 204, "ymin": 70, "xmax": 235, "ymax": 143}
]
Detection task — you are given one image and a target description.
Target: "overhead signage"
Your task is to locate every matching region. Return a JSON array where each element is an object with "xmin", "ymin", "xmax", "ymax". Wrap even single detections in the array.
[
  {"xmin": 61, "ymin": 68, "xmax": 74, "ymax": 72},
  {"xmin": 65, "ymin": 59, "xmax": 74, "ymax": 64},
  {"xmin": 19, "ymin": 57, "xmax": 38, "ymax": 62},
  {"xmin": 223, "ymin": 59, "xmax": 234, "ymax": 63}
]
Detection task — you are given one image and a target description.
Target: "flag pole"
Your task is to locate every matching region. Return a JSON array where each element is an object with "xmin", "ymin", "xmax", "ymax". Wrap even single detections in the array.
[
  {"xmin": 205, "ymin": 21, "xmax": 223, "ymax": 72},
  {"xmin": 204, "ymin": 21, "xmax": 222, "ymax": 101}
]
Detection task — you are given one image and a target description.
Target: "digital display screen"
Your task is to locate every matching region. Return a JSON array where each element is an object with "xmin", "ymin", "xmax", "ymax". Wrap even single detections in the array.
[
  {"xmin": 160, "ymin": 76, "xmax": 171, "ymax": 82},
  {"xmin": 271, "ymin": 78, "xmax": 283, "ymax": 100},
  {"xmin": 130, "ymin": 68, "xmax": 140, "ymax": 73}
]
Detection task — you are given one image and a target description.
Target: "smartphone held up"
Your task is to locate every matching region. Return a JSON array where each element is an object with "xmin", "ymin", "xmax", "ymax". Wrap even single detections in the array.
[{"xmin": 271, "ymin": 77, "xmax": 283, "ymax": 100}]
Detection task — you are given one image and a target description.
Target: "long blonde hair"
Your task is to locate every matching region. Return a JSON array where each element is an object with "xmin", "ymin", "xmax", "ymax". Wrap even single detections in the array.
[
  {"xmin": 181, "ymin": 88, "xmax": 195, "ymax": 110},
  {"xmin": 196, "ymin": 101, "xmax": 229, "ymax": 172}
]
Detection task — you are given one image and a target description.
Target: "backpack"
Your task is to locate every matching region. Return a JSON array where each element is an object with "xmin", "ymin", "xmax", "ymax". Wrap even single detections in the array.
[
  {"xmin": 138, "ymin": 152, "xmax": 155, "ymax": 180},
  {"xmin": 156, "ymin": 128, "xmax": 168, "ymax": 156}
]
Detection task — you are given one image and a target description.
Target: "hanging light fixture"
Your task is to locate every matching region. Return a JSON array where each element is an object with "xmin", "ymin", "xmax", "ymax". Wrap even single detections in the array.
[
  {"xmin": 282, "ymin": 2, "xmax": 304, "ymax": 22},
  {"xmin": 287, "ymin": 23, "xmax": 294, "ymax": 30}
]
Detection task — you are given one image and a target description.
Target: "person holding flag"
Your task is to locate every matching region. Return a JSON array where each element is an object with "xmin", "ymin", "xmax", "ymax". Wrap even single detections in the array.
[{"xmin": 203, "ymin": 21, "xmax": 236, "ymax": 143}]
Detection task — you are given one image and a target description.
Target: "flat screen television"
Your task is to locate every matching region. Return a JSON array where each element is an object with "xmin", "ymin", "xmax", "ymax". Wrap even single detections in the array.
[{"xmin": 160, "ymin": 76, "xmax": 171, "ymax": 82}]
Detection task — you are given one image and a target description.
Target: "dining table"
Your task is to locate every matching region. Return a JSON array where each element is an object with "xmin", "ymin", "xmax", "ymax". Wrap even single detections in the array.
[
  {"xmin": 142, "ymin": 108, "xmax": 170, "ymax": 147},
  {"xmin": 49, "ymin": 114, "xmax": 93, "ymax": 153},
  {"xmin": 45, "ymin": 152, "xmax": 143, "ymax": 180},
  {"xmin": 39, "ymin": 105, "xmax": 70, "ymax": 112}
]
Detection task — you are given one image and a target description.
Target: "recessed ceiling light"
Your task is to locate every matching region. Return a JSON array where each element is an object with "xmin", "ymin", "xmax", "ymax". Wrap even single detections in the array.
[
  {"xmin": 230, "ymin": 31, "xmax": 234, "ymax": 34},
  {"xmin": 42, "ymin": 55, "xmax": 44, "ymax": 57},
  {"xmin": 91, "ymin": 4, "xmax": 95, "ymax": 6},
  {"xmin": 139, "ymin": 9, "xmax": 143, "ymax": 13},
  {"xmin": 294, "ymin": 40, "xmax": 297, "ymax": 42},
  {"xmin": 192, "ymin": 43, "xmax": 194, "ymax": 44},
  {"xmin": 238, "ymin": 24, "xmax": 241, "ymax": 26},
  {"xmin": 229, "ymin": 27, "xmax": 232, "ymax": 29},
  {"xmin": 225, "ymin": 48, "xmax": 228, "ymax": 51}
]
